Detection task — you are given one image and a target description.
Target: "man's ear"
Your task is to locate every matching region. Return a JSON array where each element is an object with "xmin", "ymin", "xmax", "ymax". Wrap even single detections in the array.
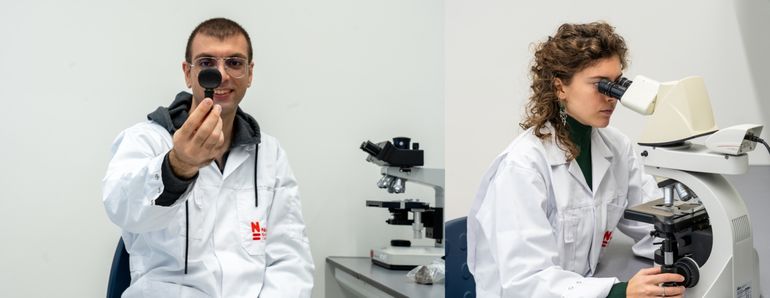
[
  {"xmin": 182, "ymin": 61, "xmax": 192, "ymax": 88},
  {"xmin": 247, "ymin": 62, "xmax": 254, "ymax": 87}
]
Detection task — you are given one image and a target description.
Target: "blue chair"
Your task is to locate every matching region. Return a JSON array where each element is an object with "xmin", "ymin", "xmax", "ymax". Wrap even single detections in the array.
[
  {"xmin": 107, "ymin": 238, "xmax": 131, "ymax": 298},
  {"xmin": 445, "ymin": 217, "xmax": 476, "ymax": 298}
]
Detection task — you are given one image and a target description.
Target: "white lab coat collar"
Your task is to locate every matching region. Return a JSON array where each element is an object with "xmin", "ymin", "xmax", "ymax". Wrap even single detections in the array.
[
  {"xmin": 591, "ymin": 129, "xmax": 614, "ymax": 193},
  {"xmin": 541, "ymin": 124, "xmax": 614, "ymax": 194},
  {"xmin": 222, "ymin": 145, "xmax": 255, "ymax": 179}
]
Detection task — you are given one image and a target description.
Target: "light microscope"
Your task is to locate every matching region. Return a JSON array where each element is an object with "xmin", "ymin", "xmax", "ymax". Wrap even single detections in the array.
[
  {"xmin": 598, "ymin": 75, "xmax": 769, "ymax": 297},
  {"xmin": 359, "ymin": 137, "xmax": 445, "ymax": 270}
]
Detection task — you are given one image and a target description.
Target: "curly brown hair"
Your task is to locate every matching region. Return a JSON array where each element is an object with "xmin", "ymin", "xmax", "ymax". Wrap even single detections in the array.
[{"xmin": 520, "ymin": 21, "xmax": 628, "ymax": 161}]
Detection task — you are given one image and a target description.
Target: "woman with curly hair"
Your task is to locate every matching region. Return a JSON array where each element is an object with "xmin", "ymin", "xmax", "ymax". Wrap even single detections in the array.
[{"xmin": 466, "ymin": 22, "xmax": 686, "ymax": 298}]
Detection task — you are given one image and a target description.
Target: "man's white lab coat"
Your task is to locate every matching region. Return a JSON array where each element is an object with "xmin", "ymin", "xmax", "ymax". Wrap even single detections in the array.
[{"xmin": 103, "ymin": 121, "xmax": 314, "ymax": 297}]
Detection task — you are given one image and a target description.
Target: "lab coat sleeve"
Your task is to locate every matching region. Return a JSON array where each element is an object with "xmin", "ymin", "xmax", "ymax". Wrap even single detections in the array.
[
  {"xmin": 618, "ymin": 140, "xmax": 661, "ymax": 259},
  {"xmin": 260, "ymin": 144, "xmax": 314, "ymax": 297},
  {"xmin": 102, "ymin": 124, "xmax": 188, "ymax": 233},
  {"xmin": 475, "ymin": 160, "xmax": 616, "ymax": 298}
]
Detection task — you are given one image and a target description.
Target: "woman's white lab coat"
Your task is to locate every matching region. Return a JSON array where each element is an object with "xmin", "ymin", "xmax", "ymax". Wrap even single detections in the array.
[
  {"xmin": 467, "ymin": 124, "xmax": 661, "ymax": 298},
  {"xmin": 102, "ymin": 122, "xmax": 314, "ymax": 298}
]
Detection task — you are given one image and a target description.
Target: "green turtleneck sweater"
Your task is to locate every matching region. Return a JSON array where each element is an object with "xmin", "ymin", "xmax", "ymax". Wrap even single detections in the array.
[
  {"xmin": 566, "ymin": 115, "xmax": 592, "ymax": 190},
  {"xmin": 606, "ymin": 282, "xmax": 627, "ymax": 297}
]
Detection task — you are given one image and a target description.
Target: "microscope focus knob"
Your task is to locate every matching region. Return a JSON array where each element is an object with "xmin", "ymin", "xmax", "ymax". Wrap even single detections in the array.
[{"xmin": 674, "ymin": 257, "xmax": 700, "ymax": 288}]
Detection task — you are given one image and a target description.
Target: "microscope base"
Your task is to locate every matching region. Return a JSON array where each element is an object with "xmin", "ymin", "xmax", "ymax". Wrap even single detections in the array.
[{"xmin": 370, "ymin": 246, "xmax": 443, "ymax": 270}]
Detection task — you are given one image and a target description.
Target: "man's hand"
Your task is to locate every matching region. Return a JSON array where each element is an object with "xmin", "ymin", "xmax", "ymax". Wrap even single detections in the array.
[
  {"xmin": 169, "ymin": 98, "xmax": 225, "ymax": 178},
  {"xmin": 627, "ymin": 267, "xmax": 686, "ymax": 298}
]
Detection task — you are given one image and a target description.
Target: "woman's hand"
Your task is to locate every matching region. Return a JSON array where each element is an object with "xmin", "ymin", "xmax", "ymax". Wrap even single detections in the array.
[{"xmin": 627, "ymin": 267, "xmax": 686, "ymax": 298}]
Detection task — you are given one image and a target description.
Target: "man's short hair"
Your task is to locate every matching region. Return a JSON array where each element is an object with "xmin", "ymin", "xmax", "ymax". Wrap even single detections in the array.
[{"xmin": 185, "ymin": 18, "xmax": 253, "ymax": 63}]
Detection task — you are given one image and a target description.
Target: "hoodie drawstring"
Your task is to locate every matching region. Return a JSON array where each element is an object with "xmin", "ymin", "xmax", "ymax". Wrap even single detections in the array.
[
  {"xmin": 254, "ymin": 145, "xmax": 259, "ymax": 207},
  {"xmin": 184, "ymin": 201, "xmax": 189, "ymax": 274}
]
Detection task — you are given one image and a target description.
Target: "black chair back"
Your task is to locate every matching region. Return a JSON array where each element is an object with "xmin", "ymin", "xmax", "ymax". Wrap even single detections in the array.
[
  {"xmin": 445, "ymin": 217, "xmax": 476, "ymax": 298},
  {"xmin": 106, "ymin": 238, "xmax": 130, "ymax": 298}
]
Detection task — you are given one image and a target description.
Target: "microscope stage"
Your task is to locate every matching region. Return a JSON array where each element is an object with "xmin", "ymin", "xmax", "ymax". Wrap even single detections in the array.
[{"xmin": 624, "ymin": 198, "xmax": 709, "ymax": 233}]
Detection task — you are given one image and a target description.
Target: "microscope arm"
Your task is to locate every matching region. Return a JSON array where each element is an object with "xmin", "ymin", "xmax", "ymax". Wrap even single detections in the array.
[
  {"xmin": 381, "ymin": 167, "xmax": 445, "ymax": 208},
  {"xmin": 643, "ymin": 166, "xmax": 758, "ymax": 296}
]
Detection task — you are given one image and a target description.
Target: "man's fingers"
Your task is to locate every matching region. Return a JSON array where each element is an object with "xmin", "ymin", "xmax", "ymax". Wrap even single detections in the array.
[
  {"xmin": 216, "ymin": 121, "xmax": 225, "ymax": 148},
  {"xmin": 217, "ymin": 131, "xmax": 225, "ymax": 150},
  {"xmin": 193, "ymin": 104, "xmax": 222, "ymax": 146},
  {"xmin": 172, "ymin": 101, "xmax": 224, "ymax": 167},
  {"xmin": 202, "ymin": 115, "xmax": 224, "ymax": 150},
  {"xmin": 181, "ymin": 98, "xmax": 214, "ymax": 135}
]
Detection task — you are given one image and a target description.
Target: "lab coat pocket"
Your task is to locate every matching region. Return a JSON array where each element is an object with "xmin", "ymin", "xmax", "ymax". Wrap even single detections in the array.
[
  {"xmin": 605, "ymin": 194, "xmax": 628, "ymax": 231},
  {"xmin": 235, "ymin": 186, "xmax": 273, "ymax": 256}
]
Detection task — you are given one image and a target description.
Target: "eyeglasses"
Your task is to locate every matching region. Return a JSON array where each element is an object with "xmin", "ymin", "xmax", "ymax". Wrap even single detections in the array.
[{"xmin": 189, "ymin": 56, "xmax": 250, "ymax": 79}]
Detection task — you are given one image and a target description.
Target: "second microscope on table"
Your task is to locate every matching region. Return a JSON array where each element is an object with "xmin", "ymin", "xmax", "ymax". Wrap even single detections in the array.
[{"xmin": 360, "ymin": 137, "xmax": 444, "ymax": 270}]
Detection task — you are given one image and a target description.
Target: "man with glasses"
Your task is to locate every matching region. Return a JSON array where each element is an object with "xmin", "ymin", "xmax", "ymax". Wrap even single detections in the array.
[{"xmin": 103, "ymin": 18, "xmax": 314, "ymax": 297}]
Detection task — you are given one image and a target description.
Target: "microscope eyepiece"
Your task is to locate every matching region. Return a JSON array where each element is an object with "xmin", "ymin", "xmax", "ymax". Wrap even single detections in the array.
[
  {"xmin": 598, "ymin": 78, "xmax": 630, "ymax": 99},
  {"xmin": 360, "ymin": 141, "xmax": 382, "ymax": 156},
  {"xmin": 392, "ymin": 137, "xmax": 411, "ymax": 149},
  {"xmin": 617, "ymin": 77, "xmax": 632, "ymax": 88},
  {"xmin": 360, "ymin": 137, "xmax": 424, "ymax": 167}
]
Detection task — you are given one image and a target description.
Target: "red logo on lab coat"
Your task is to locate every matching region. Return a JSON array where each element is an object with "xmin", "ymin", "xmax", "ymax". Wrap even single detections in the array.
[
  {"xmin": 602, "ymin": 230, "xmax": 613, "ymax": 247},
  {"xmin": 251, "ymin": 221, "xmax": 267, "ymax": 241}
]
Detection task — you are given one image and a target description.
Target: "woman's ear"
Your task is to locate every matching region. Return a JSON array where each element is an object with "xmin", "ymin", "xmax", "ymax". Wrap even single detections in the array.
[{"xmin": 554, "ymin": 78, "xmax": 566, "ymax": 100}]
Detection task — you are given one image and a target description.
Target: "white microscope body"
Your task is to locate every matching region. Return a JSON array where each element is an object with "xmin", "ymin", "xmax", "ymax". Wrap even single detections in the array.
[
  {"xmin": 360, "ymin": 138, "xmax": 445, "ymax": 270},
  {"xmin": 370, "ymin": 166, "xmax": 445, "ymax": 269},
  {"xmin": 600, "ymin": 75, "xmax": 764, "ymax": 297}
]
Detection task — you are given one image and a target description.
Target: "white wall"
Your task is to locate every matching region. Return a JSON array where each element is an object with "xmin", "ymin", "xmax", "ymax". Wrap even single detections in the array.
[
  {"xmin": 0, "ymin": 1, "xmax": 442, "ymax": 297},
  {"xmin": 445, "ymin": 0, "xmax": 770, "ymax": 221},
  {"xmin": 735, "ymin": 0, "xmax": 770, "ymax": 138}
]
